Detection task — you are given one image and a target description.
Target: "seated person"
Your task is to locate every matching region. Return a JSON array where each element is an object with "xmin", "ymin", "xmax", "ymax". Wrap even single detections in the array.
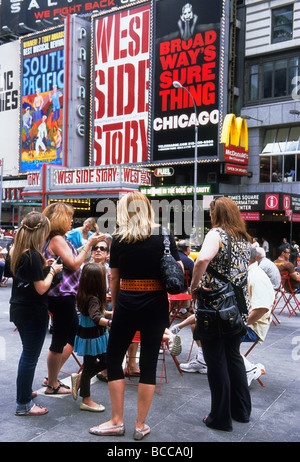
[
  {"xmin": 171, "ymin": 315, "xmax": 207, "ymax": 374},
  {"xmin": 274, "ymin": 244, "xmax": 300, "ymax": 293},
  {"xmin": 256, "ymin": 247, "xmax": 281, "ymax": 291},
  {"xmin": 173, "ymin": 240, "xmax": 194, "ymax": 319},
  {"xmin": 242, "ymin": 247, "xmax": 275, "ymax": 385}
]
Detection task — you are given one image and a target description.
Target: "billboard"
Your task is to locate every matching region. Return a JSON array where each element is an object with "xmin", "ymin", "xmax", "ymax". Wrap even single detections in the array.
[
  {"xmin": 0, "ymin": 0, "xmax": 141, "ymax": 36},
  {"xmin": 92, "ymin": 1, "xmax": 152, "ymax": 166},
  {"xmin": 0, "ymin": 41, "xmax": 20, "ymax": 176},
  {"xmin": 20, "ymin": 27, "xmax": 65, "ymax": 172},
  {"xmin": 152, "ymin": 0, "xmax": 227, "ymax": 162}
]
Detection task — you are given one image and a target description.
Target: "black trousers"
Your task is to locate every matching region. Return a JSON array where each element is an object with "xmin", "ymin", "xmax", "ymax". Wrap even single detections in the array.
[
  {"xmin": 201, "ymin": 333, "xmax": 251, "ymax": 430},
  {"xmin": 80, "ymin": 354, "xmax": 106, "ymax": 398}
]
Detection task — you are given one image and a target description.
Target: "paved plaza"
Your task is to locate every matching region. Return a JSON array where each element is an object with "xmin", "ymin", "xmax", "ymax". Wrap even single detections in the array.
[{"xmin": 0, "ymin": 279, "xmax": 299, "ymax": 447}]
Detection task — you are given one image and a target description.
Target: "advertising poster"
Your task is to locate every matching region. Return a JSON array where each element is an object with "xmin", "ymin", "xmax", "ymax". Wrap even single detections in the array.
[
  {"xmin": 20, "ymin": 28, "xmax": 64, "ymax": 172},
  {"xmin": 93, "ymin": 1, "xmax": 152, "ymax": 166},
  {"xmin": 153, "ymin": 0, "xmax": 225, "ymax": 162},
  {"xmin": 0, "ymin": 0, "xmax": 141, "ymax": 35},
  {"xmin": 0, "ymin": 41, "xmax": 20, "ymax": 176}
]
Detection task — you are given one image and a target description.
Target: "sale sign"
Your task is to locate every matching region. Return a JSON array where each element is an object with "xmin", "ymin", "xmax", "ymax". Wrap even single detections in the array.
[{"xmin": 93, "ymin": 2, "xmax": 151, "ymax": 166}]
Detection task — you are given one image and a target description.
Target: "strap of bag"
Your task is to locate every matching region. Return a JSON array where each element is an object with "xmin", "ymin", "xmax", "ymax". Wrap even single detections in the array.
[
  {"xmin": 207, "ymin": 231, "xmax": 232, "ymax": 284},
  {"xmin": 162, "ymin": 227, "xmax": 171, "ymax": 255}
]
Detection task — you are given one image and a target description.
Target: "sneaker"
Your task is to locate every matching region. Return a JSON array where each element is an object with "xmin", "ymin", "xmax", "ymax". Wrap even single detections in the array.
[
  {"xmin": 170, "ymin": 325, "xmax": 180, "ymax": 335},
  {"xmin": 246, "ymin": 363, "xmax": 265, "ymax": 386},
  {"xmin": 169, "ymin": 334, "xmax": 182, "ymax": 356},
  {"xmin": 180, "ymin": 355, "xmax": 207, "ymax": 374}
]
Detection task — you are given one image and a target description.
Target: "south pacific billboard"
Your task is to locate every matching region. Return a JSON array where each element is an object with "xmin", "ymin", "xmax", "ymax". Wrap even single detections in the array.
[
  {"xmin": 152, "ymin": 0, "xmax": 226, "ymax": 162},
  {"xmin": 92, "ymin": 1, "xmax": 152, "ymax": 166},
  {"xmin": 20, "ymin": 28, "xmax": 64, "ymax": 172}
]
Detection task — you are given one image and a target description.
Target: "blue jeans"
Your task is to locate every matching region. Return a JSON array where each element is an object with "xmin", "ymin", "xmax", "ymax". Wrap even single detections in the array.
[
  {"xmin": 241, "ymin": 326, "xmax": 260, "ymax": 343},
  {"xmin": 14, "ymin": 319, "xmax": 47, "ymax": 414}
]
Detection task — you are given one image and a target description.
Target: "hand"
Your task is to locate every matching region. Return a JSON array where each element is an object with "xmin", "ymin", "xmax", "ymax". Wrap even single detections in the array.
[
  {"xmin": 47, "ymin": 258, "xmax": 55, "ymax": 266},
  {"xmin": 51, "ymin": 262, "xmax": 63, "ymax": 274},
  {"xmin": 88, "ymin": 232, "xmax": 106, "ymax": 247}
]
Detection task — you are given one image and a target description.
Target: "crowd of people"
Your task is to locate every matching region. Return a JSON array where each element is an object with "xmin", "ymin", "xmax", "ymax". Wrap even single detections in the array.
[{"xmin": 2, "ymin": 193, "xmax": 299, "ymax": 439}]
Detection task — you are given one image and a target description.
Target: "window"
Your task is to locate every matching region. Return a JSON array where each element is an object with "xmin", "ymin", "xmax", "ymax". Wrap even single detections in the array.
[
  {"xmin": 260, "ymin": 127, "xmax": 300, "ymax": 183},
  {"xmin": 272, "ymin": 5, "xmax": 293, "ymax": 44},
  {"xmin": 246, "ymin": 54, "xmax": 299, "ymax": 104}
]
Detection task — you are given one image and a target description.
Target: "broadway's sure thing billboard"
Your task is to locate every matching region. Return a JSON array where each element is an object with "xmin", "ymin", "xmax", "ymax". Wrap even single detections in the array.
[
  {"xmin": 153, "ymin": 0, "xmax": 226, "ymax": 162},
  {"xmin": 20, "ymin": 28, "xmax": 64, "ymax": 172},
  {"xmin": 92, "ymin": 1, "xmax": 152, "ymax": 166}
]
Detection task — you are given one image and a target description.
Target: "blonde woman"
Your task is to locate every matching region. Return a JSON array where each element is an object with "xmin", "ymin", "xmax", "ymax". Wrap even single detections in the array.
[
  {"xmin": 89, "ymin": 192, "xmax": 182, "ymax": 440},
  {"xmin": 9, "ymin": 212, "xmax": 62, "ymax": 416},
  {"xmin": 66, "ymin": 217, "xmax": 98, "ymax": 249},
  {"xmin": 42, "ymin": 203, "xmax": 104, "ymax": 395}
]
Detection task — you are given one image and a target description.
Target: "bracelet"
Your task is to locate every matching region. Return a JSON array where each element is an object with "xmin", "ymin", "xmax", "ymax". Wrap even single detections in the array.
[
  {"xmin": 82, "ymin": 247, "xmax": 88, "ymax": 254},
  {"xmin": 107, "ymin": 319, "xmax": 111, "ymax": 327},
  {"xmin": 49, "ymin": 267, "xmax": 55, "ymax": 276}
]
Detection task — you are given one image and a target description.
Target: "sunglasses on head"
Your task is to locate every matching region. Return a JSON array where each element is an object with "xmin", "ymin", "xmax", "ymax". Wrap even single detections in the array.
[{"xmin": 92, "ymin": 245, "xmax": 108, "ymax": 252}]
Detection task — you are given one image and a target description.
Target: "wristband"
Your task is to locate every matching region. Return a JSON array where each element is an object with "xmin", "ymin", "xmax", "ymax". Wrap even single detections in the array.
[{"xmin": 107, "ymin": 319, "xmax": 111, "ymax": 327}]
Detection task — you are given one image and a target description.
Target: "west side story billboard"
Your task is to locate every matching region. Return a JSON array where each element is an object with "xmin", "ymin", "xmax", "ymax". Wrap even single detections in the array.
[
  {"xmin": 152, "ymin": 0, "xmax": 228, "ymax": 162},
  {"xmin": 92, "ymin": 1, "xmax": 152, "ymax": 166}
]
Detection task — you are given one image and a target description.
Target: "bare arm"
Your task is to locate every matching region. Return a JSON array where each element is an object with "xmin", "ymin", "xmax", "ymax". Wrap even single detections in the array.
[
  {"xmin": 190, "ymin": 230, "xmax": 221, "ymax": 295},
  {"xmin": 247, "ymin": 308, "xmax": 268, "ymax": 326},
  {"xmin": 48, "ymin": 233, "xmax": 106, "ymax": 272},
  {"xmin": 33, "ymin": 261, "xmax": 63, "ymax": 295},
  {"xmin": 110, "ymin": 268, "xmax": 120, "ymax": 312}
]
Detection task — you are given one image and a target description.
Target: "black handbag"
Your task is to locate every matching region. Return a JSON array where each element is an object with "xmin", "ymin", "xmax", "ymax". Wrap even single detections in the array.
[
  {"xmin": 194, "ymin": 233, "xmax": 247, "ymax": 339},
  {"xmin": 160, "ymin": 228, "xmax": 184, "ymax": 294}
]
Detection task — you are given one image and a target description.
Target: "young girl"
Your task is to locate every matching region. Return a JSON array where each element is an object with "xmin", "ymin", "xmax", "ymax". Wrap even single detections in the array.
[
  {"xmin": 9, "ymin": 211, "xmax": 62, "ymax": 416},
  {"xmin": 71, "ymin": 263, "xmax": 112, "ymax": 412}
]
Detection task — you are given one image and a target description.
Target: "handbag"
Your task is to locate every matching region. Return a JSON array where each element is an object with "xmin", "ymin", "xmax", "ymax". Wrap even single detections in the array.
[
  {"xmin": 160, "ymin": 228, "xmax": 184, "ymax": 294},
  {"xmin": 194, "ymin": 233, "xmax": 246, "ymax": 339}
]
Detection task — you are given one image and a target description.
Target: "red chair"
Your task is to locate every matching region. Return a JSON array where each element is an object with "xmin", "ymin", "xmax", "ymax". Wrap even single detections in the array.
[
  {"xmin": 168, "ymin": 293, "xmax": 194, "ymax": 325},
  {"xmin": 274, "ymin": 271, "xmax": 300, "ymax": 318},
  {"xmin": 244, "ymin": 341, "xmax": 265, "ymax": 387},
  {"xmin": 125, "ymin": 331, "xmax": 182, "ymax": 395}
]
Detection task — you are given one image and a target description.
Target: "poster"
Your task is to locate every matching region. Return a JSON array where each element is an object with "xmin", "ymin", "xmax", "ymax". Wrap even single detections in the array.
[
  {"xmin": 93, "ymin": 1, "xmax": 151, "ymax": 166},
  {"xmin": 153, "ymin": 0, "xmax": 225, "ymax": 162},
  {"xmin": 0, "ymin": 41, "xmax": 20, "ymax": 176},
  {"xmin": 20, "ymin": 28, "xmax": 64, "ymax": 172}
]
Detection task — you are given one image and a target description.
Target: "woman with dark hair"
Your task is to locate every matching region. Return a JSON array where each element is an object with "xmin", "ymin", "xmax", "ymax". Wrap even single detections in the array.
[
  {"xmin": 9, "ymin": 211, "xmax": 62, "ymax": 415},
  {"xmin": 42, "ymin": 202, "xmax": 104, "ymax": 395},
  {"xmin": 89, "ymin": 191, "xmax": 182, "ymax": 440},
  {"xmin": 190, "ymin": 196, "xmax": 252, "ymax": 432},
  {"xmin": 71, "ymin": 263, "xmax": 112, "ymax": 411}
]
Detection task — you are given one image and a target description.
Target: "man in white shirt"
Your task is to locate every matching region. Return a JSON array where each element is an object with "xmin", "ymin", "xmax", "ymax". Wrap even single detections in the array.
[
  {"xmin": 256, "ymin": 247, "xmax": 281, "ymax": 291},
  {"xmin": 242, "ymin": 247, "xmax": 275, "ymax": 385},
  {"xmin": 262, "ymin": 237, "xmax": 269, "ymax": 257}
]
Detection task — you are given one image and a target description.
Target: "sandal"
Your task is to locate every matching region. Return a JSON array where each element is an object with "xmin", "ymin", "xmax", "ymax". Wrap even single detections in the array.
[
  {"xmin": 44, "ymin": 383, "xmax": 72, "ymax": 395},
  {"xmin": 89, "ymin": 423, "xmax": 125, "ymax": 436},
  {"xmin": 42, "ymin": 377, "xmax": 70, "ymax": 389},
  {"xmin": 133, "ymin": 423, "xmax": 151, "ymax": 440},
  {"xmin": 15, "ymin": 403, "xmax": 48, "ymax": 416}
]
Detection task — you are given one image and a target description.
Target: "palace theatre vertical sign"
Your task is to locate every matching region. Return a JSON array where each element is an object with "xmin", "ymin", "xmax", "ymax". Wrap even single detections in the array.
[{"xmin": 92, "ymin": 1, "xmax": 152, "ymax": 166}]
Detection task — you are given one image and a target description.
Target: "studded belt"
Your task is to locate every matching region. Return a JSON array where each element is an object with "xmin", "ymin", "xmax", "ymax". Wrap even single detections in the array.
[{"xmin": 120, "ymin": 279, "xmax": 164, "ymax": 291}]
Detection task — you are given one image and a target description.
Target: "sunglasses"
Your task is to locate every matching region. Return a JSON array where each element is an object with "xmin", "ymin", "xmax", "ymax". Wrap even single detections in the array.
[{"xmin": 92, "ymin": 245, "xmax": 108, "ymax": 252}]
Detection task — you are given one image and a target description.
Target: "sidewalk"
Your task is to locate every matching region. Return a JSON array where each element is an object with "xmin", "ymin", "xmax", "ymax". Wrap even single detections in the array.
[{"xmin": 0, "ymin": 279, "xmax": 300, "ymax": 445}]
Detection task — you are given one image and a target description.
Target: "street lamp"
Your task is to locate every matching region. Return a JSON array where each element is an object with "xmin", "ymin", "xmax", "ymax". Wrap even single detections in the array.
[{"xmin": 172, "ymin": 81, "xmax": 198, "ymax": 239}]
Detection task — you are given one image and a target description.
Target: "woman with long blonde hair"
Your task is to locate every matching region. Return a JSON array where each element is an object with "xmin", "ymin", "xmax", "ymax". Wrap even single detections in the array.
[
  {"xmin": 9, "ymin": 211, "xmax": 62, "ymax": 416},
  {"xmin": 89, "ymin": 192, "xmax": 182, "ymax": 440}
]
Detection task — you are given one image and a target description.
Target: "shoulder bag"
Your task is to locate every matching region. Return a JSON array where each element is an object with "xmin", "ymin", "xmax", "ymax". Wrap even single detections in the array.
[
  {"xmin": 194, "ymin": 233, "xmax": 247, "ymax": 339},
  {"xmin": 160, "ymin": 228, "xmax": 184, "ymax": 294}
]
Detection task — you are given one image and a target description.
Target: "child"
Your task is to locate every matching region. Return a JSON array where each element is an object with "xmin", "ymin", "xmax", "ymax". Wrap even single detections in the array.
[{"xmin": 71, "ymin": 263, "xmax": 112, "ymax": 412}]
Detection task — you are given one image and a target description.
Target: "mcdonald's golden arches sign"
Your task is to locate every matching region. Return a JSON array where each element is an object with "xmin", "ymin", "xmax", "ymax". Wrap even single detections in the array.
[{"xmin": 220, "ymin": 114, "xmax": 249, "ymax": 176}]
